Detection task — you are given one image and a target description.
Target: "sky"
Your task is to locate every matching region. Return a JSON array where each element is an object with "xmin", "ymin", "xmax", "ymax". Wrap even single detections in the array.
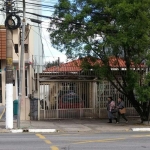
[
  {"xmin": 41, "ymin": 21, "xmax": 67, "ymax": 63},
  {"xmin": 0, "ymin": 0, "xmax": 67, "ymax": 63},
  {"xmin": 41, "ymin": 0, "xmax": 67, "ymax": 63}
]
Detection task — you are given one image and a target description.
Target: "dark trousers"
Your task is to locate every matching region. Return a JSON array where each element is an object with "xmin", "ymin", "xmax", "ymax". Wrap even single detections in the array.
[{"xmin": 117, "ymin": 112, "xmax": 128, "ymax": 122}]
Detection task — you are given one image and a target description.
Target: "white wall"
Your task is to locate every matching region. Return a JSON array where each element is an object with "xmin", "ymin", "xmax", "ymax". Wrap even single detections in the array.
[{"xmin": 25, "ymin": 0, "xmax": 44, "ymax": 73}]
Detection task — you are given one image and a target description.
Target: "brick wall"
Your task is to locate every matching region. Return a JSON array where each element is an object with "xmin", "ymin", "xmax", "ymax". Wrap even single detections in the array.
[{"xmin": 0, "ymin": 29, "xmax": 6, "ymax": 59}]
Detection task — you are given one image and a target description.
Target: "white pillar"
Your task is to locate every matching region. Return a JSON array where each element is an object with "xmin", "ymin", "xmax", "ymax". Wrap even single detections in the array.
[{"xmin": 6, "ymin": 84, "xmax": 13, "ymax": 129}]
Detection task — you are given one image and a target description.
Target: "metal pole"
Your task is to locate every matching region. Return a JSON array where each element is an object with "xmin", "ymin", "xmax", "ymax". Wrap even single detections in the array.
[
  {"xmin": 17, "ymin": 0, "xmax": 26, "ymax": 128},
  {"xmin": 37, "ymin": 65, "xmax": 40, "ymax": 120},
  {"xmin": 5, "ymin": 0, "xmax": 13, "ymax": 129}
]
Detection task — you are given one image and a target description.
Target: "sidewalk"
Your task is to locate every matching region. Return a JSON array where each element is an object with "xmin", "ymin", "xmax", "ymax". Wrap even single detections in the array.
[{"xmin": 0, "ymin": 117, "xmax": 150, "ymax": 133}]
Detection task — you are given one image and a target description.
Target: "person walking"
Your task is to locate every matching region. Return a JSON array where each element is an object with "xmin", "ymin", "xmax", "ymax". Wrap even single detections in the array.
[
  {"xmin": 106, "ymin": 97, "xmax": 117, "ymax": 123},
  {"xmin": 116, "ymin": 97, "xmax": 128, "ymax": 123}
]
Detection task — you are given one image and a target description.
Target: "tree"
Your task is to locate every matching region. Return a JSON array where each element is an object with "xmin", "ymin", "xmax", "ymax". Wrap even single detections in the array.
[
  {"xmin": 44, "ymin": 59, "xmax": 60, "ymax": 69},
  {"xmin": 48, "ymin": 0, "xmax": 150, "ymax": 121}
]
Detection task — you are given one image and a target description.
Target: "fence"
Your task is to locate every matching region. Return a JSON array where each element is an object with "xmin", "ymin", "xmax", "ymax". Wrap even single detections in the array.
[{"xmin": 39, "ymin": 80, "xmax": 138, "ymax": 119}]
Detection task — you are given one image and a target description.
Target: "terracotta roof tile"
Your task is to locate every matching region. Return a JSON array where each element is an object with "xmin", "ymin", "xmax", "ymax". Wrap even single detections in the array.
[
  {"xmin": 0, "ymin": 29, "xmax": 6, "ymax": 59},
  {"xmin": 44, "ymin": 57, "xmax": 145, "ymax": 72}
]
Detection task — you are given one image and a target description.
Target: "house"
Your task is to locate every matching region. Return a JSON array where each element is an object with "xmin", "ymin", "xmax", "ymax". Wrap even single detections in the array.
[
  {"xmin": 37, "ymin": 57, "xmax": 145, "ymax": 119},
  {"xmin": 0, "ymin": 0, "xmax": 44, "ymax": 121},
  {"xmin": 0, "ymin": 26, "xmax": 32, "ymax": 120},
  {"xmin": 0, "ymin": 23, "xmax": 43, "ymax": 121}
]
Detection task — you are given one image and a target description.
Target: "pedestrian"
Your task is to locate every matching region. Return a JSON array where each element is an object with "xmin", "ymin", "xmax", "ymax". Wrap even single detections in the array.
[
  {"xmin": 106, "ymin": 97, "xmax": 117, "ymax": 123},
  {"xmin": 116, "ymin": 97, "xmax": 128, "ymax": 123}
]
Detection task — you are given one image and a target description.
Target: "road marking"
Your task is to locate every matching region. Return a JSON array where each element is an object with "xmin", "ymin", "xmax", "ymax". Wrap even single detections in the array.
[
  {"xmin": 51, "ymin": 146, "xmax": 59, "ymax": 150},
  {"xmin": 0, "ymin": 107, "xmax": 5, "ymax": 119},
  {"xmin": 44, "ymin": 140, "xmax": 52, "ymax": 144},
  {"xmin": 72, "ymin": 134, "xmax": 150, "ymax": 145},
  {"xmin": 132, "ymin": 135, "xmax": 145, "ymax": 138},
  {"xmin": 73, "ymin": 138, "xmax": 125, "ymax": 144},
  {"xmin": 36, "ymin": 134, "xmax": 46, "ymax": 139},
  {"xmin": 132, "ymin": 134, "xmax": 150, "ymax": 138},
  {"xmin": 52, "ymin": 134, "xmax": 75, "ymax": 136},
  {"xmin": 36, "ymin": 134, "xmax": 59, "ymax": 150}
]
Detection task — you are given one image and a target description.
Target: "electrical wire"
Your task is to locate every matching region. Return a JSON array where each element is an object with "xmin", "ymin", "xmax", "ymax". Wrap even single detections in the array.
[
  {"xmin": 5, "ymin": 13, "xmax": 21, "ymax": 30},
  {"xmin": 17, "ymin": 1, "xmax": 56, "ymax": 8},
  {"xmin": 0, "ymin": 0, "xmax": 64, "ymax": 58},
  {"xmin": 0, "ymin": 0, "xmax": 59, "ymax": 21},
  {"xmin": 30, "ymin": 26, "xmax": 55, "ymax": 58},
  {"xmin": 38, "ymin": 23, "xmax": 45, "ymax": 69}
]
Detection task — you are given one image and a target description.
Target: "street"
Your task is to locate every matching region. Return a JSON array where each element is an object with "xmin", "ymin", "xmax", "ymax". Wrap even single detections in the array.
[{"xmin": 0, "ymin": 131, "xmax": 150, "ymax": 150}]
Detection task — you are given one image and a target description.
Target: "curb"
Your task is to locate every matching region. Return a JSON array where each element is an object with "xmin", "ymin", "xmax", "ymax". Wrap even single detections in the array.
[
  {"xmin": 10, "ymin": 129, "xmax": 23, "ymax": 133},
  {"xmin": 28, "ymin": 129, "xmax": 56, "ymax": 133},
  {"xmin": 10, "ymin": 129, "xmax": 57, "ymax": 133},
  {"xmin": 0, "ymin": 129, "xmax": 10, "ymax": 133},
  {"xmin": 132, "ymin": 128, "xmax": 150, "ymax": 131}
]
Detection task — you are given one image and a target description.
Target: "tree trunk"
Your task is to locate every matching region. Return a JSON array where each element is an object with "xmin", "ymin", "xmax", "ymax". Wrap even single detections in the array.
[
  {"xmin": 127, "ymin": 91, "xmax": 148, "ymax": 122},
  {"xmin": 141, "ymin": 102, "xmax": 149, "ymax": 121}
]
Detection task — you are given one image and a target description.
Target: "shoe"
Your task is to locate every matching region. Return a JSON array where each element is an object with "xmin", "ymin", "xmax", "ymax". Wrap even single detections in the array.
[
  {"xmin": 115, "ymin": 118, "xmax": 118, "ymax": 123},
  {"xmin": 116, "ymin": 122, "xmax": 119, "ymax": 124},
  {"xmin": 126, "ymin": 121, "xmax": 128, "ymax": 123},
  {"xmin": 107, "ymin": 119, "xmax": 112, "ymax": 123}
]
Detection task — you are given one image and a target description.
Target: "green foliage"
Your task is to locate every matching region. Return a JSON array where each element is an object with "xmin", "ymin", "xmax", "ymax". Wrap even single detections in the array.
[
  {"xmin": 136, "ymin": 73, "xmax": 150, "ymax": 102},
  {"xmin": 44, "ymin": 60, "xmax": 61, "ymax": 69},
  {"xmin": 49, "ymin": 0, "xmax": 150, "ymax": 120}
]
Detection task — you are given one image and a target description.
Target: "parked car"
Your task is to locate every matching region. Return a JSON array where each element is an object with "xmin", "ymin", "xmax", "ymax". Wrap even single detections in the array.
[{"xmin": 58, "ymin": 92, "xmax": 84, "ymax": 109}]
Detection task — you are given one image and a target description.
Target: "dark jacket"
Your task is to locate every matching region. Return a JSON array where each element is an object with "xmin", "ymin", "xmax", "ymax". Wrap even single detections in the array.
[{"xmin": 117, "ymin": 101, "xmax": 125, "ymax": 109}]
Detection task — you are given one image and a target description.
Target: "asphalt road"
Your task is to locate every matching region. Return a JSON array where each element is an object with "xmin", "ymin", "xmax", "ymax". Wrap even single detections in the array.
[{"xmin": 0, "ymin": 132, "xmax": 150, "ymax": 150}]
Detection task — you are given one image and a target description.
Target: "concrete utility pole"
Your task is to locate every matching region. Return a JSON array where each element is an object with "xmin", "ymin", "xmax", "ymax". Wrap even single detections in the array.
[
  {"xmin": 17, "ymin": 0, "xmax": 26, "ymax": 128},
  {"xmin": 5, "ymin": 0, "xmax": 13, "ymax": 129}
]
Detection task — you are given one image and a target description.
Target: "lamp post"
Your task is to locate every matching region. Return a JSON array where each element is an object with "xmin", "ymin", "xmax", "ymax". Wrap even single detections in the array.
[{"xmin": 17, "ymin": 0, "xmax": 26, "ymax": 128}]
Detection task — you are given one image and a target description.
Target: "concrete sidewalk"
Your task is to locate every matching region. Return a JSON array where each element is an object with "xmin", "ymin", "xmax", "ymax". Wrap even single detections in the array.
[{"xmin": 0, "ymin": 117, "xmax": 150, "ymax": 133}]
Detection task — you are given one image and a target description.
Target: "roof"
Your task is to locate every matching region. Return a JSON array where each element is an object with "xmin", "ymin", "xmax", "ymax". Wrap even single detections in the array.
[
  {"xmin": 44, "ymin": 59, "xmax": 83, "ymax": 72},
  {"xmin": 44, "ymin": 57, "xmax": 145, "ymax": 72}
]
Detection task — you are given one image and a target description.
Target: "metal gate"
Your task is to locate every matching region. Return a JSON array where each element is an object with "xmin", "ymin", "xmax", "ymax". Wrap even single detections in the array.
[
  {"xmin": 39, "ymin": 80, "xmax": 100, "ymax": 119},
  {"xmin": 39, "ymin": 80, "xmax": 138, "ymax": 119}
]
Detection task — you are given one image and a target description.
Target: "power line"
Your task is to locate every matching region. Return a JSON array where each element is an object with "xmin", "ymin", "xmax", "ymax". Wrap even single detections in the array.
[
  {"xmin": 16, "ymin": 7, "xmax": 55, "ymax": 12},
  {"xmin": 18, "ymin": 1, "xmax": 56, "ymax": 8},
  {"xmin": 30, "ymin": 26, "xmax": 55, "ymax": 58},
  {"xmin": 0, "ymin": 0, "xmax": 65, "ymax": 57}
]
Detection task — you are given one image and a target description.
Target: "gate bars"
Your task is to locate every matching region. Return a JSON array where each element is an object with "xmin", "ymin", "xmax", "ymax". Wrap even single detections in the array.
[{"xmin": 39, "ymin": 80, "xmax": 138, "ymax": 119}]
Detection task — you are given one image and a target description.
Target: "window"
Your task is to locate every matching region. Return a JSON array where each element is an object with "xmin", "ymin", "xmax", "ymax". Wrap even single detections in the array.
[
  {"xmin": 15, "ymin": 44, "xmax": 28, "ymax": 53},
  {"xmin": 14, "ymin": 44, "xmax": 18, "ymax": 53},
  {"xmin": 24, "ymin": 44, "xmax": 28, "ymax": 53},
  {"xmin": 17, "ymin": 70, "xmax": 28, "ymax": 97}
]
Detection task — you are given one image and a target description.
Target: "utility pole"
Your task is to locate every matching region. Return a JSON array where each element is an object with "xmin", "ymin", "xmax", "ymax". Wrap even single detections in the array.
[
  {"xmin": 17, "ymin": 0, "xmax": 26, "ymax": 128},
  {"xmin": 5, "ymin": 0, "xmax": 13, "ymax": 129}
]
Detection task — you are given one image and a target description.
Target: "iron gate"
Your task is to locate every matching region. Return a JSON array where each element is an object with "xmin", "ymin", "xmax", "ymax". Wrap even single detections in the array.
[
  {"xmin": 39, "ymin": 80, "xmax": 138, "ymax": 119},
  {"xmin": 39, "ymin": 80, "xmax": 100, "ymax": 119}
]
